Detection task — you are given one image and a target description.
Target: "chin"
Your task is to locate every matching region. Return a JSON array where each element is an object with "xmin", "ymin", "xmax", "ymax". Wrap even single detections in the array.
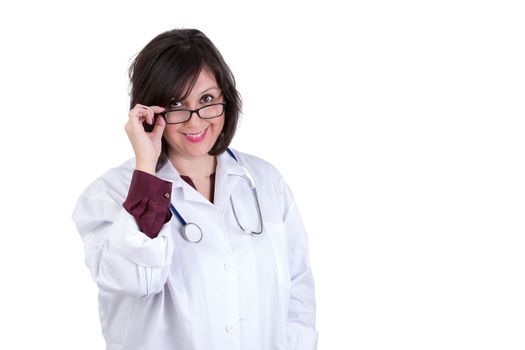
[{"xmin": 180, "ymin": 142, "xmax": 215, "ymax": 158}]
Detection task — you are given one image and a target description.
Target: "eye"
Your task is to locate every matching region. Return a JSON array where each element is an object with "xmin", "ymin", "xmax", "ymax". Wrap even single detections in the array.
[
  {"xmin": 200, "ymin": 94, "xmax": 214, "ymax": 104},
  {"xmin": 170, "ymin": 101, "xmax": 183, "ymax": 109}
]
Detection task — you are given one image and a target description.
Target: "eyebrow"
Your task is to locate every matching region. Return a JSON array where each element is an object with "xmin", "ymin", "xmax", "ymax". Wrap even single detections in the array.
[
  {"xmin": 199, "ymin": 87, "xmax": 220, "ymax": 95},
  {"xmin": 169, "ymin": 87, "xmax": 220, "ymax": 104}
]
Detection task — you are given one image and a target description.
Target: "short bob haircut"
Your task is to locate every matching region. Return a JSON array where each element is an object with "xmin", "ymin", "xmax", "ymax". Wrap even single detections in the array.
[{"xmin": 128, "ymin": 29, "xmax": 242, "ymax": 172}]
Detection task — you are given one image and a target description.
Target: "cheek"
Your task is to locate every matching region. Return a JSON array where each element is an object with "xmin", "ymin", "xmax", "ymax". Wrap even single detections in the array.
[
  {"xmin": 211, "ymin": 117, "xmax": 225, "ymax": 133},
  {"xmin": 162, "ymin": 126, "xmax": 181, "ymax": 139}
]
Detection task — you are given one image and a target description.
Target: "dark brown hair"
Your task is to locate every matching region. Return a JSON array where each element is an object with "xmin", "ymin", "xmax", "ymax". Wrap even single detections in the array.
[{"xmin": 128, "ymin": 29, "xmax": 242, "ymax": 171}]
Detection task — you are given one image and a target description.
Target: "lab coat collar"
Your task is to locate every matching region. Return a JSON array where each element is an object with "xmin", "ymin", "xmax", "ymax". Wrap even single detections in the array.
[
  {"xmin": 154, "ymin": 150, "xmax": 245, "ymax": 206},
  {"xmin": 214, "ymin": 149, "xmax": 246, "ymax": 215},
  {"xmin": 216, "ymin": 149, "xmax": 245, "ymax": 177},
  {"xmin": 156, "ymin": 160, "xmax": 210, "ymax": 204},
  {"xmin": 155, "ymin": 150, "xmax": 245, "ymax": 183},
  {"xmin": 156, "ymin": 159, "xmax": 183, "ymax": 187}
]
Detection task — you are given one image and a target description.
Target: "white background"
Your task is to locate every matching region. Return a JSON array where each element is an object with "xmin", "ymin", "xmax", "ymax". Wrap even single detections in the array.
[{"xmin": 0, "ymin": 0, "xmax": 524, "ymax": 349}]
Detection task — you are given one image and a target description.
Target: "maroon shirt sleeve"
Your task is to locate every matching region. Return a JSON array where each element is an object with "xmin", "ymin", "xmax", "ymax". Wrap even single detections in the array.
[{"xmin": 123, "ymin": 170, "xmax": 172, "ymax": 239}]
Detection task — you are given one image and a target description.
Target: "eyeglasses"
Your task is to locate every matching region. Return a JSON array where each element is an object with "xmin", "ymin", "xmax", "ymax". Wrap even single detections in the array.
[{"xmin": 159, "ymin": 102, "xmax": 226, "ymax": 124}]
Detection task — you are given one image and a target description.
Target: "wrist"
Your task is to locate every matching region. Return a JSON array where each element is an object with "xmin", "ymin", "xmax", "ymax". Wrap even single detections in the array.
[{"xmin": 135, "ymin": 160, "xmax": 156, "ymax": 175}]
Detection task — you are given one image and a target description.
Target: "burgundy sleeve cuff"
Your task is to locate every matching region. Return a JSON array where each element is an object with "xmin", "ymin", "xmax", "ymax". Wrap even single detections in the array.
[{"xmin": 123, "ymin": 170, "xmax": 172, "ymax": 239}]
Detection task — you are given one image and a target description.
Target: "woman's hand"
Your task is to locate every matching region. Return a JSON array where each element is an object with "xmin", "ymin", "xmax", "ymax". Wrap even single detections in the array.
[{"xmin": 125, "ymin": 104, "xmax": 166, "ymax": 175}]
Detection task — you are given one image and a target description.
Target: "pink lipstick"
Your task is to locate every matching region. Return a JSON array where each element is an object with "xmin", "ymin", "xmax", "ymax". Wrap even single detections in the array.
[{"xmin": 183, "ymin": 128, "xmax": 208, "ymax": 143}]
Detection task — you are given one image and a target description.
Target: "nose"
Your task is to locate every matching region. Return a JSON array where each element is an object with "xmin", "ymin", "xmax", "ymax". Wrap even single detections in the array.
[{"xmin": 184, "ymin": 110, "xmax": 204, "ymax": 128}]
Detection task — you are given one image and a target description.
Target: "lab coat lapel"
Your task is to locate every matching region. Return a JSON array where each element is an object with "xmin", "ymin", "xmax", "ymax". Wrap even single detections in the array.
[
  {"xmin": 156, "ymin": 159, "xmax": 213, "ymax": 205},
  {"xmin": 214, "ymin": 150, "xmax": 245, "ymax": 216},
  {"xmin": 156, "ymin": 159, "xmax": 183, "ymax": 188}
]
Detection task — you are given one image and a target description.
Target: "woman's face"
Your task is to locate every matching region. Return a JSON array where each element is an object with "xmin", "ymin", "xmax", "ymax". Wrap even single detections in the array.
[{"xmin": 163, "ymin": 68, "xmax": 225, "ymax": 160}]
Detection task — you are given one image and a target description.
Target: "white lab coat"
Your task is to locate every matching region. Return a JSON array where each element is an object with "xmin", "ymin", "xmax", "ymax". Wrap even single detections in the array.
[{"xmin": 72, "ymin": 150, "xmax": 317, "ymax": 350}]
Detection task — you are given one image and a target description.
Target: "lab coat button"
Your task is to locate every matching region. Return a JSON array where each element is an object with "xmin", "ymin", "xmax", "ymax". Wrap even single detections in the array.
[
  {"xmin": 224, "ymin": 262, "xmax": 232, "ymax": 272},
  {"xmin": 225, "ymin": 324, "xmax": 234, "ymax": 333}
]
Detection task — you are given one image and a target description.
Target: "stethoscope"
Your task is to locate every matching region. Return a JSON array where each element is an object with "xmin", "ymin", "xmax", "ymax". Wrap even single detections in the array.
[{"xmin": 169, "ymin": 148, "xmax": 264, "ymax": 243}]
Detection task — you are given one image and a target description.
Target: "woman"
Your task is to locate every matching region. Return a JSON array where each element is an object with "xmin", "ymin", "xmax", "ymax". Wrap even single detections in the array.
[{"xmin": 72, "ymin": 29, "xmax": 317, "ymax": 350}]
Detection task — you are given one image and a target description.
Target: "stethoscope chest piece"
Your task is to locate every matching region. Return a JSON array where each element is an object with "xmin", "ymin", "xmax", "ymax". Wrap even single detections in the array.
[{"xmin": 182, "ymin": 223, "xmax": 203, "ymax": 243}]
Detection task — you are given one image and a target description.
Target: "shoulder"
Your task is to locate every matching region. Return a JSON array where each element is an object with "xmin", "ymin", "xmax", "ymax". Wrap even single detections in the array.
[
  {"xmin": 78, "ymin": 158, "xmax": 136, "ymax": 203},
  {"xmin": 229, "ymin": 149, "xmax": 297, "ymax": 221},
  {"xmin": 72, "ymin": 159, "xmax": 136, "ymax": 226},
  {"xmin": 228, "ymin": 149, "xmax": 290, "ymax": 199},
  {"xmin": 230, "ymin": 149, "xmax": 283, "ymax": 180}
]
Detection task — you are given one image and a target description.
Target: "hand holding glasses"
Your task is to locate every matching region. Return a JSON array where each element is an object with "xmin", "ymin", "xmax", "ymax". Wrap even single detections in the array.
[{"xmin": 128, "ymin": 102, "xmax": 226, "ymax": 173}]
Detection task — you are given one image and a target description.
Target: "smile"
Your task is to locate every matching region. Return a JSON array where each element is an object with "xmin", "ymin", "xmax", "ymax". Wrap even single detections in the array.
[{"xmin": 182, "ymin": 127, "xmax": 208, "ymax": 143}]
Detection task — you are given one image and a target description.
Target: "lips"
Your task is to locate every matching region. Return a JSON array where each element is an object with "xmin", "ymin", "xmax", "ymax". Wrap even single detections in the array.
[{"xmin": 182, "ymin": 127, "xmax": 208, "ymax": 143}]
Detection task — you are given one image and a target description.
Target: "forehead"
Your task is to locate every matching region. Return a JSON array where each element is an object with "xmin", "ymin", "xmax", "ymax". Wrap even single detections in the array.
[
  {"xmin": 174, "ymin": 68, "xmax": 220, "ymax": 103},
  {"xmin": 190, "ymin": 69, "xmax": 219, "ymax": 92}
]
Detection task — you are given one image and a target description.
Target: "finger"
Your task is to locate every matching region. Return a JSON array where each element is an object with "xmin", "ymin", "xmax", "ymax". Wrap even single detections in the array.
[
  {"xmin": 129, "ymin": 105, "xmax": 146, "ymax": 124},
  {"xmin": 143, "ymin": 106, "xmax": 166, "ymax": 126},
  {"xmin": 132, "ymin": 105, "xmax": 165, "ymax": 125},
  {"xmin": 149, "ymin": 106, "xmax": 166, "ymax": 114},
  {"xmin": 150, "ymin": 114, "xmax": 166, "ymax": 137},
  {"xmin": 138, "ymin": 105, "xmax": 155, "ymax": 125}
]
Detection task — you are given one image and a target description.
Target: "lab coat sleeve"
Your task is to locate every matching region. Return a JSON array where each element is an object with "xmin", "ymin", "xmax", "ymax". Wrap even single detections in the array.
[
  {"xmin": 72, "ymin": 193, "xmax": 174, "ymax": 298},
  {"xmin": 280, "ymin": 179, "xmax": 319, "ymax": 349}
]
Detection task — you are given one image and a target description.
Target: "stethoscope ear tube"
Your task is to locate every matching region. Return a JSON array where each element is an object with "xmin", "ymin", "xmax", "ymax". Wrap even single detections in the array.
[
  {"xmin": 229, "ymin": 187, "xmax": 264, "ymax": 235},
  {"xmin": 251, "ymin": 187, "xmax": 264, "ymax": 234}
]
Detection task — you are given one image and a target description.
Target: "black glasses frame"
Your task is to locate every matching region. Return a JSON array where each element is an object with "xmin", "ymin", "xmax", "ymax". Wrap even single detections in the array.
[{"xmin": 158, "ymin": 102, "xmax": 227, "ymax": 124}]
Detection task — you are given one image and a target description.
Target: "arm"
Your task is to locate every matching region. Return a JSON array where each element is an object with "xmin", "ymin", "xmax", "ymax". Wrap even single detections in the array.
[
  {"xmin": 72, "ymin": 174, "xmax": 174, "ymax": 298},
  {"xmin": 72, "ymin": 104, "xmax": 172, "ymax": 297},
  {"xmin": 279, "ymin": 176, "xmax": 319, "ymax": 349}
]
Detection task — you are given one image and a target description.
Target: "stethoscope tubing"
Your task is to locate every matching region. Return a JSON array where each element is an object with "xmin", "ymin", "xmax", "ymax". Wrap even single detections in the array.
[
  {"xmin": 169, "ymin": 203, "xmax": 203, "ymax": 243},
  {"xmin": 169, "ymin": 148, "xmax": 263, "ymax": 243}
]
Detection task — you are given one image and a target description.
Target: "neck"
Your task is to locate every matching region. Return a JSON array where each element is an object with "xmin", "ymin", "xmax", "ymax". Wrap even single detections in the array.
[{"xmin": 169, "ymin": 153, "xmax": 217, "ymax": 178}]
